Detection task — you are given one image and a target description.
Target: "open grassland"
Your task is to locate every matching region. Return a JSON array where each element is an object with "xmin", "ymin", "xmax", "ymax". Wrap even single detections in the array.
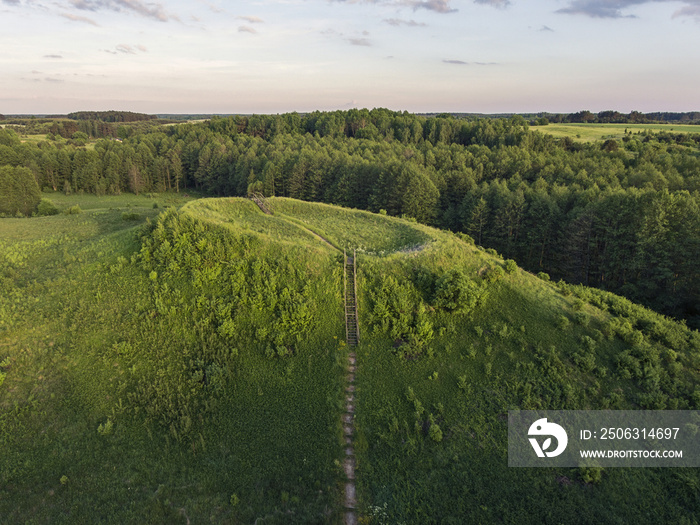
[
  {"xmin": 1, "ymin": 195, "xmax": 698, "ymax": 523},
  {"xmin": 538, "ymin": 122, "xmax": 700, "ymax": 142}
]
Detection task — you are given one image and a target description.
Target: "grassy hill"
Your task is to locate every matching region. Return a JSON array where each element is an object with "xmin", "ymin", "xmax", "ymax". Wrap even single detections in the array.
[{"xmin": 1, "ymin": 195, "xmax": 698, "ymax": 523}]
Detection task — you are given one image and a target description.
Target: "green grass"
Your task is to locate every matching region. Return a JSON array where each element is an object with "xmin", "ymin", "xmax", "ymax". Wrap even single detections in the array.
[
  {"xmin": 270, "ymin": 197, "xmax": 434, "ymax": 254},
  {"xmin": 1, "ymin": 195, "xmax": 698, "ymax": 523},
  {"xmin": 0, "ymin": 195, "xmax": 347, "ymax": 523},
  {"xmin": 349, "ymin": 222, "xmax": 699, "ymax": 523},
  {"xmin": 537, "ymin": 123, "xmax": 700, "ymax": 142}
]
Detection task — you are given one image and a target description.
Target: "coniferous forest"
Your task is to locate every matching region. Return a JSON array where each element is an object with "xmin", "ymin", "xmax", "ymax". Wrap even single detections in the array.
[{"xmin": 2, "ymin": 110, "xmax": 698, "ymax": 328}]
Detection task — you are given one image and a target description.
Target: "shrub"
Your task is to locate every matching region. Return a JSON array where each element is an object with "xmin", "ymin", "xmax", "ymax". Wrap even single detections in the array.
[
  {"xmin": 64, "ymin": 205, "xmax": 82, "ymax": 215},
  {"xmin": 504, "ymin": 259, "xmax": 518, "ymax": 274},
  {"xmin": 556, "ymin": 315, "xmax": 570, "ymax": 330},
  {"xmin": 434, "ymin": 269, "xmax": 487, "ymax": 314},
  {"xmin": 573, "ymin": 351, "xmax": 596, "ymax": 373},
  {"xmin": 36, "ymin": 198, "xmax": 59, "ymax": 216},
  {"xmin": 483, "ymin": 265, "xmax": 505, "ymax": 283},
  {"xmin": 574, "ymin": 312, "xmax": 590, "ymax": 327},
  {"xmin": 578, "ymin": 467, "xmax": 603, "ymax": 485},
  {"xmin": 537, "ymin": 272, "xmax": 550, "ymax": 282},
  {"xmin": 122, "ymin": 211, "xmax": 141, "ymax": 221},
  {"xmin": 429, "ymin": 422, "xmax": 443, "ymax": 442}
]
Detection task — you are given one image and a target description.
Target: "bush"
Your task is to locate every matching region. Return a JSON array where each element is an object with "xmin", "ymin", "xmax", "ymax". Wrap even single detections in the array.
[
  {"xmin": 504, "ymin": 259, "xmax": 518, "ymax": 274},
  {"xmin": 36, "ymin": 198, "xmax": 59, "ymax": 216},
  {"xmin": 64, "ymin": 205, "xmax": 82, "ymax": 214},
  {"xmin": 578, "ymin": 467, "xmax": 603, "ymax": 484},
  {"xmin": 122, "ymin": 211, "xmax": 141, "ymax": 221},
  {"xmin": 483, "ymin": 265, "xmax": 505, "ymax": 283},
  {"xmin": 429, "ymin": 422, "xmax": 443, "ymax": 442},
  {"xmin": 434, "ymin": 269, "xmax": 487, "ymax": 314},
  {"xmin": 537, "ymin": 272, "xmax": 550, "ymax": 282},
  {"xmin": 574, "ymin": 312, "xmax": 590, "ymax": 327}
]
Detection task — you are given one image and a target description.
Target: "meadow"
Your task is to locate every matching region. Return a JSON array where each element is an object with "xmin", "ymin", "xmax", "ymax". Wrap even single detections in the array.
[
  {"xmin": 1, "ymin": 194, "xmax": 698, "ymax": 523},
  {"xmin": 538, "ymin": 122, "xmax": 700, "ymax": 142}
]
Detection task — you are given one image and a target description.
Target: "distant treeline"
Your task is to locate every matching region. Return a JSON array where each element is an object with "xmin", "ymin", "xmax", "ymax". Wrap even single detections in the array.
[
  {"xmin": 66, "ymin": 110, "xmax": 158, "ymax": 122},
  {"xmin": 5, "ymin": 117, "xmax": 172, "ymax": 140},
  {"xmin": 538, "ymin": 110, "xmax": 700, "ymax": 125},
  {"xmin": 1, "ymin": 108, "xmax": 698, "ymax": 327}
]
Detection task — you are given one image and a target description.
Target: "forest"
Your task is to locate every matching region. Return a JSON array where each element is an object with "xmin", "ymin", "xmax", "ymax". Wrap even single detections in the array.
[{"xmin": 1, "ymin": 110, "xmax": 699, "ymax": 331}]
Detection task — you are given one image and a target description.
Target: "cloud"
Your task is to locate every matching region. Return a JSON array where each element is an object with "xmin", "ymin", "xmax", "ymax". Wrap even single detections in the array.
[
  {"xmin": 474, "ymin": 0, "xmax": 510, "ymax": 6},
  {"xmin": 237, "ymin": 15, "xmax": 263, "ymax": 23},
  {"xmin": 60, "ymin": 12, "xmax": 99, "ymax": 25},
  {"xmin": 348, "ymin": 37, "xmax": 372, "ymax": 46},
  {"xmin": 70, "ymin": 0, "xmax": 177, "ymax": 22},
  {"xmin": 332, "ymin": 0, "xmax": 457, "ymax": 14},
  {"xmin": 103, "ymin": 44, "xmax": 147, "ymax": 54},
  {"xmin": 2, "ymin": 0, "xmax": 21, "ymax": 5},
  {"xmin": 539, "ymin": 25, "xmax": 554, "ymax": 31},
  {"xmin": 383, "ymin": 17, "xmax": 427, "ymax": 26},
  {"xmin": 44, "ymin": 54, "xmax": 63, "ymax": 59},
  {"xmin": 201, "ymin": 1, "xmax": 224, "ymax": 13},
  {"xmin": 673, "ymin": 4, "xmax": 700, "ymax": 20},
  {"xmin": 556, "ymin": 0, "xmax": 643, "ymax": 18},
  {"xmin": 407, "ymin": 0, "xmax": 457, "ymax": 13},
  {"xmin": 555, "ymin": 1, "xmax": 700, "ymax": 20},
  {"xmin": 443, "ymin": 59, "xmax": 499, "ymax": 65},
  {"xmin": 116, "ymin": 44, "xmax": 136, "ymax": 53},
  {"xmin": 44, "ymin": 77, "xmax": 65, "ymax": 83},
  {"xmin": 238, "ymin": 25, "xmax": 256, "ymax": 33}
]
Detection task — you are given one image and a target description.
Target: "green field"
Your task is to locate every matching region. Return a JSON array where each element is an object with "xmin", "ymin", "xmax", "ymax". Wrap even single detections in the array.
[
  {"xmin": 538, "ymin": 122, "xmax": 700, "ymax": 142},
  {"xmin": 1, "ymin": 195, "xmax": 698, "ymax": 523}
]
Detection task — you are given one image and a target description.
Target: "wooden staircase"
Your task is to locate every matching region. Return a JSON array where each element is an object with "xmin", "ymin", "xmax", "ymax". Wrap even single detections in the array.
[
  {"xmin": 344, "ymin": 249, "xmax": 359, "ymax": 347},
  {"xmin": 249, "ymin": 192, "xmax": 272, "ymax": 215}
]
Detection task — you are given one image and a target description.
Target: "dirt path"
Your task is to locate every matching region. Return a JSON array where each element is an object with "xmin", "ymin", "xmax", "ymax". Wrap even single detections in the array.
[{"xmin": 344, "ymin": 350, "xmax": 357, "ymax": 525}]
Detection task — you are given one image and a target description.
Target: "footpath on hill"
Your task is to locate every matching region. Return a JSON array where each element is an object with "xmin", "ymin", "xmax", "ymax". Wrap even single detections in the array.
[{"xmin": 250, "ymin": 194, "xmax": 359, "ymax": 522}]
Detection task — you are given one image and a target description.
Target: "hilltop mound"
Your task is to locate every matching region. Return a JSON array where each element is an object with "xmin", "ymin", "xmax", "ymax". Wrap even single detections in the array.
[{"xmin": 0, "ymin": 196, "xmax": 698, "ymax": 523}]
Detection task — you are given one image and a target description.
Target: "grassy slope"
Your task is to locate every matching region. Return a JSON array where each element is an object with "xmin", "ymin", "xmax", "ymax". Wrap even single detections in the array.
[
  {"xmin": 267, "ymin": 198, "xmax": 700, "ymax": 524},
  {"xmin": 1, "ymin": 195, "xmax": 698, "ymax": 523},
  {"xmin": 0, "ymin": 195, "xmax": 347, "ymax": 523}
]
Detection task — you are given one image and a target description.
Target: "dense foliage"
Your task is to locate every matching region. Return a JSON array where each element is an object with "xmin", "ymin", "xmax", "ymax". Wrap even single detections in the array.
[
  {"xmin": 67, "ymin": 110, "xmax": 158, "ymax": 122},
  {"xmin": 543, "ymin": 110, "xmax": 700, "ymax": 125},
  {"xmin": 1, "ymin": 109, "xmax": 699, "ymax": 327},
  {"xmin": 0, "ymin": 165, "xmax": 40, "ymax": 216}
]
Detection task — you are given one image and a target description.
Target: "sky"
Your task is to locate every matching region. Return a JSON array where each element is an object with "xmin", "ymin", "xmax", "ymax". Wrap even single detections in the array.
[{"xmin": 1, "ymin": 0, "xmax": 699, "ymax": 114}]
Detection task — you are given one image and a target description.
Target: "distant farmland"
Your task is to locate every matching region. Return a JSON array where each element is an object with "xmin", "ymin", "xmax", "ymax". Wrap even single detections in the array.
[{"xmin": 537, "ymin": 122, "xmax": 700, "ymax": 142}]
